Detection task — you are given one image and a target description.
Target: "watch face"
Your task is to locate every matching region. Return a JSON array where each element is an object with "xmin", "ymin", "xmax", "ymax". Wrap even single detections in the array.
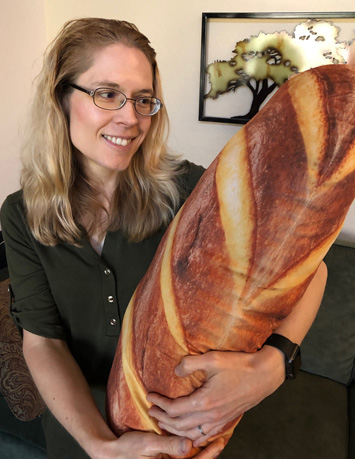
[
  {"xmin": 263, "ymin": 334, "xmax": 302, "ymax": 380},
  {"xmin": 286, "ymin": 348, "xmax": 302, "ymax": 380}
]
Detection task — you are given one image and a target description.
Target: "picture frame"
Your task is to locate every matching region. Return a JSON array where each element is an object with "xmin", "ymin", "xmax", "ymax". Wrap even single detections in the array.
[{"xmin": 199, "ymin": 12, "xmax": 355, "ymax": 125}]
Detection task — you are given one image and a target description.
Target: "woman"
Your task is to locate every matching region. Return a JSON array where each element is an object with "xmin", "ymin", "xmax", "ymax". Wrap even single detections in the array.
[{"xmin": 1, "ymin": 18, "xmax": 327, "ymax": 459}]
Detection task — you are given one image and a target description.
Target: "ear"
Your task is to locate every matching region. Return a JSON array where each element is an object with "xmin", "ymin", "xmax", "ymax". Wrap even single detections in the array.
[{"xmin": 62, "ymin": 91, "xmax": 71, "ymax": 117}]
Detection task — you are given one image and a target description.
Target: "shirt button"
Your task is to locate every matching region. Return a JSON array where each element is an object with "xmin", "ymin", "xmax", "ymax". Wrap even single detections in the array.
[
  {"xmin": 110, "ymin": 318, "xmax": 117, "ymax": 326},
  {"xmin": 104, "ymin": 268, "xmax": 111, "ymax": 276},
  {"xmin": 108, "ymin": 296, "xmax": 114, "ymax": 303}
]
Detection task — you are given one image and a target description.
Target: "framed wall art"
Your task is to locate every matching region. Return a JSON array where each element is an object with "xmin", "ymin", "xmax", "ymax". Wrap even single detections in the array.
[{"xmin": 199, "ymin": 12, "xmax": 355, "ymax": 125}]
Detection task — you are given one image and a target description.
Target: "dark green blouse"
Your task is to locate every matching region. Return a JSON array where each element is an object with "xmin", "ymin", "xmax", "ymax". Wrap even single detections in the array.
[{"xmin": 0, "ymin": 161, "xmax": 205, "ymax": 385}]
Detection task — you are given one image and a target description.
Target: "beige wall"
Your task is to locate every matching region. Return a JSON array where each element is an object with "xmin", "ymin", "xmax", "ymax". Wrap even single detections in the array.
[
  {"xmin": 0, "ymin": 0, "xmax": 47, "ymax": 206},
  {"xmin": 2, "ymin": 0, "xmax": 355, "ymax": 243}
]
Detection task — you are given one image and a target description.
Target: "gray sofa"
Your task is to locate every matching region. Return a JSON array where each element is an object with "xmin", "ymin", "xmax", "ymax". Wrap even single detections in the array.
[
  {"xmin": 0, "ymin": 232, "xmax": 354, "ymax": 458},
  {"xmin": 221, "ymin": 242, "xmax": 355, "ymax": 459}
]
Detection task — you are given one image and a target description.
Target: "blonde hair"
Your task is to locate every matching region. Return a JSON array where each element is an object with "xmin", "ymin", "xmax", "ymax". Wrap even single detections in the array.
[{"xmin": 21, "ymin": 18, "xmax": 183, "ymax": 245}]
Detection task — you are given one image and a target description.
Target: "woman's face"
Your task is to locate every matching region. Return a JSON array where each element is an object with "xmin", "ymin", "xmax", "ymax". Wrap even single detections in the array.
[{"xmin": 68, "ymin": 43, "xmax": 153, "ymax": 180}]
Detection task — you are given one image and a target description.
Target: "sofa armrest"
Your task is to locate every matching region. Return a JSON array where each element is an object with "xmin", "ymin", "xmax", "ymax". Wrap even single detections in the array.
[
  {"xmin": 301, "ymin": 243, "xmax": 355, "ymax": 384},
  {"xmin": 0, "ymin": 278, "xmax": 45, "ymax": 421}
]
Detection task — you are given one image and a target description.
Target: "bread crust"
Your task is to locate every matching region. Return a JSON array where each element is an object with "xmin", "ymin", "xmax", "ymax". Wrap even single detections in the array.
[{"xmin": 107, "ymin": 64, "xmax": 355, "ymax": 457}]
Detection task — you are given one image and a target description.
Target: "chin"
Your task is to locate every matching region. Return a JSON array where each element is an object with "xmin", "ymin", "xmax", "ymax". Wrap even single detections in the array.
[{"xmin": 111, "ymin": 160, "xmax": 134, "ymax": 172}]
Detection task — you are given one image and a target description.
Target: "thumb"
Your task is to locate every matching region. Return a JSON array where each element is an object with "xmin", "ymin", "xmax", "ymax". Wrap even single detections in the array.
[
  {"xmin": 151, "ymin": 436, "xmax": 192, "ymax": 457},
  {"xmin": 175, "ymin": 353, "xmax": 213, "ymax": 378}
]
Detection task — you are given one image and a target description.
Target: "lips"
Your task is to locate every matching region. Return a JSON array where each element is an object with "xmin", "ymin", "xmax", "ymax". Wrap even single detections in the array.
[{"xmin": 103, "ymin": 134, "xmax": 133, "ymax": 146}]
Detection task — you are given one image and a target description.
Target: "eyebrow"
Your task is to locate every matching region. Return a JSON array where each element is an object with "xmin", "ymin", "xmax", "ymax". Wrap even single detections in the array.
[{"xmin": 91, "ymin": 80, "xmax": 154, "ymax": 95}]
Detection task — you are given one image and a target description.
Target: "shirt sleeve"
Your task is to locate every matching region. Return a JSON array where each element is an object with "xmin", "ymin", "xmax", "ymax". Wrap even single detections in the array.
[
  {"xmin": 178, "ymin": 160, "xmax": 206, "ymax": 202},
  {"xmin": 1, "ymin": 192, "xmax": 66, "ymax": 339}
]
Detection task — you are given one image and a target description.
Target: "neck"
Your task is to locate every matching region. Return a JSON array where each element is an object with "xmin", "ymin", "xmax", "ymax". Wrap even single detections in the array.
[{"xmin": 77, "ymin": 150, "xmax": 120, "ymax": 201}]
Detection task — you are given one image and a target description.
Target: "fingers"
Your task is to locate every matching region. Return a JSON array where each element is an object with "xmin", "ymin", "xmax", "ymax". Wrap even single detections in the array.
[
  {"xmin": 157, "ymin": 418, "xmax": 209, "ymax": 441},
  {"xmin": 157, "ymin": 419, "xmax": 223, "ymax": 443},
  {"xmin": 148, "ymin": 402, "xmax": 227, "ymax": 446},
  {"xmin": 147, "ymin": 391, "xmax": 205, "ymax": 419},
  {"xmin": 147, "ymin": 352, "xmax": 225, "ymax": 418},
  {"xmin": 143, "ymin": 433, "xmax": 192, "ymax": 457},
  {"xmin": 148, "ymin": 404, "xmax": 198, "ymax": 431},
  {"xmin": 193, "ymin": 422, "xmax": 229, "ymax": 448},
  {"xmin": 193, "ymin": 438, "xmax": 225, "ymax": 459},
  {"xmin": 117, "ymin": 431, "xmax": 192, "ymax": 458},
  {"xmin": 147, "ymin": 386, "xmax": 231, "ymax": 439},
  {"xmin": 175, "ymin": 352, "xmax": 218, "ymax": 378},
  {"xmin": 148, "ymin": 396, "xmax": 223, "ymax": 434}
]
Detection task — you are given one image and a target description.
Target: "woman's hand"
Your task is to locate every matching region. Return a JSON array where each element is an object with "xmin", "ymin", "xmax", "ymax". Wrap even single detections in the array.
[
  {"xmin": 98, "ymin": 431, "xmax": 192, "ymax": 459},
  {"xmin": 147, "ymin": 261, "xmax": 327, "ymax": 449},
  {"xmin": 22, "ymin": 332, "xmax": 192, "ymax": 459},
  {"xmin": 147, "ymin": 347, "xmax": 285, "ymax": 448},
  {"xmin": 99, "ymin": 430, "xmax": 223, "ymax": 459}
]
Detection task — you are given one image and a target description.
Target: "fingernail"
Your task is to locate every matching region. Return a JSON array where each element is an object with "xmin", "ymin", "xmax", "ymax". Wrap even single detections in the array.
[
  {"xmin": 179, "ymin": 438, "xmax": 189, "ymax": 454},
  {"xmin": 213, "ymin": 450, "xmax": 223, "ymax": 459}
]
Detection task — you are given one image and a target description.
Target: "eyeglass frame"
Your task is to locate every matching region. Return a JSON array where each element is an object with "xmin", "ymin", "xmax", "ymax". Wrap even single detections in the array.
[{"xmin": 68, "ymin": 83, "xmax": 163, "ymax": 116}]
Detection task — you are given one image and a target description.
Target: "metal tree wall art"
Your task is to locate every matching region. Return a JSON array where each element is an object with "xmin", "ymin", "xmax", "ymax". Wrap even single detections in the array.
[{"xmin": 200, "ymin": 17, "xmax": 354, "ymax": 124}]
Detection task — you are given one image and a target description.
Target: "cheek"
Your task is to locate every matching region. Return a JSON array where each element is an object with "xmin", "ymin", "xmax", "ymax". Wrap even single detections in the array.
[
  {"xmin": 141, "ymin": 117, "xmax": 152, "ymax": 140},
  {"xmin": 69, "ymin": 103, "xmax": 94, "ymax": 141}
]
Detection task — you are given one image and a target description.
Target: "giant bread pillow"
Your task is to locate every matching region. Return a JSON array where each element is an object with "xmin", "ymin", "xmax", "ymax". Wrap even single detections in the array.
[{"xmin": 107, "ymin": 64, "xmax": 355, "ymax": 457}]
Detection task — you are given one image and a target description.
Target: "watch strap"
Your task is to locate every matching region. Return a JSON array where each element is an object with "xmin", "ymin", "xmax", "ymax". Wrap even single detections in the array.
[{"xmin": 263, "ymin": 333, "xmax": 301, "ymax": 380}]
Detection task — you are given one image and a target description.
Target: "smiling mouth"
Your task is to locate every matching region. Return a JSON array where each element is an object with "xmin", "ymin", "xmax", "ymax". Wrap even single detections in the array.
[{"xmin": 103, "ymin": 135, "xmax": 133, "ymax": 146}]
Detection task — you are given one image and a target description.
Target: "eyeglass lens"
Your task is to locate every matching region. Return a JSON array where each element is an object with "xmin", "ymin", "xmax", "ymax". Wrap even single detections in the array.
[{"xmin": 94, "ymin": 88, "xmax": 160, "ymax": 115}]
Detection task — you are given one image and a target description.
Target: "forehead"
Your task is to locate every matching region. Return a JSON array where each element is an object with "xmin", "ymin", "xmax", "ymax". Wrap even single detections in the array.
[{"xmin": 79, "ymin": 43, "xmax": 154, "ymax": 89}]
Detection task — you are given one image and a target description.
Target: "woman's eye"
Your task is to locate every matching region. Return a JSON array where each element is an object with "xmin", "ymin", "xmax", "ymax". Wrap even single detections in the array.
[
  {"xmin": 137, "ymin": 98, "xmax": 151, "ymax": 106},
  {"xmin": 97, "ymin": 90, "xmax": 116, "ymax": 99}
]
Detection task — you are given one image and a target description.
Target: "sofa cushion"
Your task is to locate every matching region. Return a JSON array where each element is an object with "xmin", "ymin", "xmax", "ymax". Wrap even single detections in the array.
[
  {"xmin": 0, "ymin": 278, "xmax": 45, "ymax": 420},
  {"xmin": 0, "ymin": 232, "xmax": 7, "ymax": 274},
  {"xmin": 0, "ymin": 432, "xmax": 46, "ymax": 459},
  {"xmin": 0, "ymin": 394, "xmax": 46, "ymax": 453},
  {"xmin": 220, "ymin": 370, "xmax": 347, "ymax": 459},
  {"xmin": 348, "ymin": 381, "xmax": 355, "ymax": 458},
  {"xmin": 301, "ymin": 243, "xmax": 355, "ymax": 385}
]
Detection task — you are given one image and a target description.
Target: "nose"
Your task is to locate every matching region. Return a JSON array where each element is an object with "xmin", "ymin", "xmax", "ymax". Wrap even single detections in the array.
[{"xmin": 112, "ymin": 99, "xmax": 139, "ymax": 125}]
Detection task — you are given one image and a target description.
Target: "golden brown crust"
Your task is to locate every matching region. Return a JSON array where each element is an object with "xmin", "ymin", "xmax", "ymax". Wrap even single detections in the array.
[{"xmin": 107, "ymin": 65, "xmax": 355, "ymax": 457}]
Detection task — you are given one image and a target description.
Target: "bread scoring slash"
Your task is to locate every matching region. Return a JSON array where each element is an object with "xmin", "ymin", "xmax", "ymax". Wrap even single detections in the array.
[{"xmin": 107, "ymin": 64, "xmax": 355, "ymax": 458}]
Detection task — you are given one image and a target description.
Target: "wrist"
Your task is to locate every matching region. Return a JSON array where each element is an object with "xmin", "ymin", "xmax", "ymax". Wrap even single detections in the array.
[
  {"xmin": 263, "ymin": 333, "xmax": 302, "ymax": 380},
  {"xmin": 84, "ymin": 430, "xmax": 119, "ymax": 459},
  {"xmin": 247, "ymin": 345, "xmax": 286, "ymax": 392},
  {"xmin": 258, "ymin": 344, "xmax": 286, "ymax": 382}
]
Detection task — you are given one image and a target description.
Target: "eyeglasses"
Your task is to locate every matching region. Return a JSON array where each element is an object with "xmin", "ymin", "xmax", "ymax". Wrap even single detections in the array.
[{"xmin": 69, "ymin": 84, "xmax": 163, "ymax": 116}]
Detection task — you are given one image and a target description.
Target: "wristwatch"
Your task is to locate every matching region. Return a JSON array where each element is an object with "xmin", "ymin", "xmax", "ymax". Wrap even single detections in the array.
[{"xmin": 263, "ymin": 333, "xmax": 302, "ymax": 380}]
